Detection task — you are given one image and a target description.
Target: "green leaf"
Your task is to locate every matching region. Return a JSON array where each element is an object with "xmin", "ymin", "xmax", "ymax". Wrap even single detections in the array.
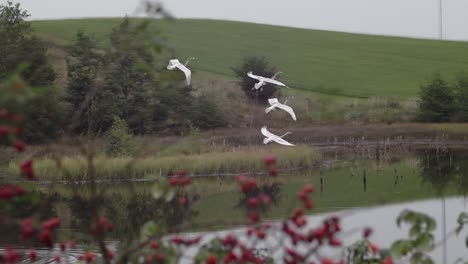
[
  {"xmin": 390, "ymin": 240, "xmax": 413, "ymax": 257},
  {"xmin": 165, "ymin": 189, "xmax": 175, "ymax": 202},
  {"xmin": 140, "ymin": 221, "xmax": 158, "ymax": 241},
  {"xmin": 151, "ymin": 183, "xmax": 164, "ymax": 199}
]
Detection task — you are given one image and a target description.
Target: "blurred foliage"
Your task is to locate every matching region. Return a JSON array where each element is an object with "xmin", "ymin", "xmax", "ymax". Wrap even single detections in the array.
[
  {"xmin": 0, "ymin": 2, "xmax": 63, "ymax": 142},
  {"xmin": 390, "ymin": 210, "xmax": 436, "ymax": 263}
]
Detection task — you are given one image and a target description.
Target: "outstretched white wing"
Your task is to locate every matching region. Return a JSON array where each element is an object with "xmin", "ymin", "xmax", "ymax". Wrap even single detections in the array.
[
  {"xmin": 272, "ymin": 136, "xmax": 295, "ymax": 146},
  {"xmin": 268, "ymin": 98, "xmax": 279, "ymax": 105},
  {"xmin": 247, "ymin": 72, "xmax": 265, "ymax": 82},
  {"xmin": 167, "ymin": 59, "xmax": 192, "ymax": 85},
  {"xmin": 261, "ymin": 126, "xmax": 275, "ymax": 138},
  {"xmin": 263, "ymin": 78, "xmax": 288, "ymax": 87},
  {"xmin": 174, "ymin": 63, "xmax": 192, "ymax": 86},
  {"xmin": 276, "ymin": 103, "xmax": 297, "ymax": 121}
]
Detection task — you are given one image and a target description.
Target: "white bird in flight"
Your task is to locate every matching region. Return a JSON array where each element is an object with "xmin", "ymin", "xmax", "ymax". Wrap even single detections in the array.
[
  {"xmin": 265, "ymin": 98, "xmax": 297, "ymax": 121},
  {"xmin": 167, "ymin": 58, "xmax": 194, "ymax": 86},
  {"xmin": 261, "ymin": 126, "xmax": 294, "ymax": 146},
  {"xmin": 247, "ymin": 71, "xmax": 289, "ymax": 90}
]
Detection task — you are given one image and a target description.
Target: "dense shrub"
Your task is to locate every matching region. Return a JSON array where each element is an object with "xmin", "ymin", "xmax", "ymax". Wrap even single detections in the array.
[
  {"xmin": 105, "ymin": 116, "xmax": 131, "ymax": 157},
  {"xmin": 454, "ymin": 74, "xmax": 468, "ymax": 121},
  {"xmin": 417, "ymin": 74, "xmax": 456, "ymax": 122},
  {"xmin": 231, "ymin": 56, "xmax": 279, "ymax": 104},
  {"xmin": 189, "ymin": 96, "xmax": 227, "ymax": 130}
]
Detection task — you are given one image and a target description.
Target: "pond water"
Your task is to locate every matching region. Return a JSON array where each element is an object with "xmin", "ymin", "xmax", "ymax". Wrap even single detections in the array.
[{"xmin": 1, "ymin": 146, "xmax": 468, "ymax": 262}]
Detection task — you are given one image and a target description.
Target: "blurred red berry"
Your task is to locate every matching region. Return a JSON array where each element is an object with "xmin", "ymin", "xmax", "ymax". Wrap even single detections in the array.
[
  {"xmin": 303, "ymin": 199, "xmax": 313, "ymax": 209},
  {"xmin": 13, "ymin": 140, "xmax": 26, "ymax": 152},
  {"xmin": 154, "ymin": 253, "xmax": 164, "ymax": 262},
  {"xmin": 363, "ymin": 227, "xmax": 373, "ymax": 238},
  {"xmin": 54, "ymin": 255, "xmax": 61, "ymax": 263},
  {"xmin": 256, "ymin": 229, "xmax": 266, "ymax": 239},
  {"xmin": 263, "ymin": 155, "xmax": 276, "ymax": 166},
  {"xmin": 321, "ymin": 258, "xmax": 335, "ymax": 264},
  {"xmin": 205, "ymin": 254, "xmax": 217, "ymax": 264},
  {"xmin": 168, "ymin": 177, "xmax": 179, "ymax": 186},
  {"xmin": 368, "ymin": 242, "xmax": 379, "ymax": 253},
  {"xmin": 150, "ymin": 241, "xmax": 158, "ymax": 249},
  {"xmin": 0, "ymin": 187, "xmax": 15, "ymax": 200},
  {"xmin": 84, "ymin": 251, "xmax": 95, "ymax": 263},
  {"xmin": 60, "ymin": 242, "xmax": 66, "ymax": 251},
  {"xmin": 222, "ymin": 234, "xmax": 237, "ymax": 247},
  {"xmin": 303, "ymin": 184, "xmax": 313, "ymax": 193},
  {"xmin": 179, "ymin": 176, "xmax": 192, "ymax": 186},
  {"xmin": 258, "ymin": 194, "xmax": 271, "ymax": 204},
  {"xmin": 0, "ymin": 126, "xmax": 9, "ymax": 137},
  {"xmin": 38, "ymin": 229, "xmax": 53, "ymax": 248},
  {"xmin": 382, "ymin": 257, "xmax": 394, "ymax": 264},
  {"xmin": 177, "ymin": 196, "xmax": 186, "ymax": 205},
  {"xmin": 247, "ymin": 197, "xmax": 259, "ymax": 207},
  {"xmin": 268, "ymin": 168, "xmax": 278, "ymax": 177},
  {"xmin": 69, "ymin": 240, "xmax": 76, "ymax": 249},
  {"xmin": 106, "ymin": 250, "xmax": 114, "ymax": 260},
  {"xmin": 19, "ymin": 160, "xmax": 34, "ymax": 179},
  {"xmin": 248, "ymin": 211, "xmax": 260, "ymax": 223},
  {"xmin": 329, "ymin": 237, "xmax": 342, "ymax": 247},
  {"xmin": 41, "ymin": 217, "xmax": 60, "ymax": 230},
  {"xmin": 5, "ymin": 248, "xmax": 19, "ymax": 263},
  {"xmin": 29, "ymin": 249, "xmax": 37, "ymax": 261},
  {"xmin": 21, "ymin": 218, "xmax": 34, "ymax": 242}
]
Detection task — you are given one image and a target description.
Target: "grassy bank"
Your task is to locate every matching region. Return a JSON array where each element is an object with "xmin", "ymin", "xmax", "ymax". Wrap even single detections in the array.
[
  {"xmin": 8, "ymin": 145, "xmax": 320, "ymax": 181},
  {"xmin": 32, "ymin": 18, "xmax": 468, "ymax": 98}
]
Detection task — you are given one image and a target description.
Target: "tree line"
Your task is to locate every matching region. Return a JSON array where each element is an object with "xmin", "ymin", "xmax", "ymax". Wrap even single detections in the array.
[{"xmin": 0, "ymin": 2, "xmax": 228, "ymax": 143}]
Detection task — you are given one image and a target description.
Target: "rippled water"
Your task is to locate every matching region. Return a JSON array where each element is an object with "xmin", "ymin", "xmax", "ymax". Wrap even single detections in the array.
[{"xmin": 2, "ymin": 146, "xmax": 468, "ymax": 262}]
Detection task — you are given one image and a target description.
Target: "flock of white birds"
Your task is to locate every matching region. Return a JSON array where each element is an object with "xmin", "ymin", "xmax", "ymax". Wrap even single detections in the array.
[{"xmin": 166, "ymin": 58, "xmax": 297, "ymax": 147}]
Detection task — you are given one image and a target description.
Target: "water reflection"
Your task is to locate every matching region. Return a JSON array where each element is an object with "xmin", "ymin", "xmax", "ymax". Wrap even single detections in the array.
[
  {"xmin": 418, "ymin": 148, "xmax": 468, "ymax": 195},
  {"xmin": 2, "ymin": 147, "xmax": 468, "ymax": 262}
]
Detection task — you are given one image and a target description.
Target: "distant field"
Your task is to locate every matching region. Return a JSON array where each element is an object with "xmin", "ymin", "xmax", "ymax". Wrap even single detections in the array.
[{"xmin": 32, "ymin": 18, "xmax": 468, "ymax": 98}]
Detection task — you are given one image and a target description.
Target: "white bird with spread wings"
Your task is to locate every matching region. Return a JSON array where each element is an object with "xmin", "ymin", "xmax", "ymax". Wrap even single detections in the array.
[
  {"xmin": 166, "ymin": 58, "xmax": 194, "ymax": 86},
  {"xmin": 265, "ymin": 98, "xmax": 297, "ymax": 121},
  {"xmin": 247, "ymin": 71, "xmax": 288, "ymax": 90},
  {"xmin": 261, "ymin": 126, "xmax": 294, "ymax": 146}
]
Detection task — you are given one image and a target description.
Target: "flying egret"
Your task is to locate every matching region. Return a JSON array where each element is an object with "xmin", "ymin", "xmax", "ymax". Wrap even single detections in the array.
[
  {"xmin": 247, "ymin": 71, "xmax": 289, "ymax": 90},
  {"xmin": 166, "ymin": 58, "xmax": 194, "ymax": 86},
  {"xmin": 265, "ymin": 98, "xmax": 297, "ymax": 121},
  {"xmin": 261, "ymin": 126, "xmax": 294, "ymax": 146}
]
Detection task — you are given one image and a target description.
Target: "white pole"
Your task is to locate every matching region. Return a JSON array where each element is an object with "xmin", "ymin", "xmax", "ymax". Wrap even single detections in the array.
[{"xmin": 439, "ymin": 0, "xmax": 443, "ymax": 40}]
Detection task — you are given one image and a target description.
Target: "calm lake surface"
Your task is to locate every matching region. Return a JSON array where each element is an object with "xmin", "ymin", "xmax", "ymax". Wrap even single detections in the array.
[{"xmin": 2, "ymin": 146, "xmax": 468, "ymax": 262}]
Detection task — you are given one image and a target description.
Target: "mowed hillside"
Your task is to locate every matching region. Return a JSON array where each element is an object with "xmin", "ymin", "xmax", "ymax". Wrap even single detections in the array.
[{"xmin": 32, "ymin": 18, "xmax": 468, "ymax": 98}]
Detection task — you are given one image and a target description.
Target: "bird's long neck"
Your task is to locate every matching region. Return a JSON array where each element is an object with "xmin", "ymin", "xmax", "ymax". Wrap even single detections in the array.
[
  {"xmin": 271, "ymin": 72, "xmax": 282, "ymax": 80},
  {"xmin": 184, "ymin": 57, "xmax": 195, "ymax": 66},
  {"xmin": 280, "ymin": 132, "xmax": 291, "ymax": 138}
]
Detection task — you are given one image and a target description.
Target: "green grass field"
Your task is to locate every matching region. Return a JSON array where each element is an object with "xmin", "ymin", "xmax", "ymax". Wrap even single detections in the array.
[{"xmin": 32, "ymin": 18, "xmax": 468, "ymax": 98}]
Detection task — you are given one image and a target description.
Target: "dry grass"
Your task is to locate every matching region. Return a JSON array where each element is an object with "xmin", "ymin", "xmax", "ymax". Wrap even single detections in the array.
[{"xmin": 8, "ymin": 145, "xmax": 320, "ymax": 181}]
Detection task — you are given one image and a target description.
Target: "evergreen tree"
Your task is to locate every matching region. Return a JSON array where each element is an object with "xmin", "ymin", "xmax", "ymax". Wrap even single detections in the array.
[
  {"xmin": 454, "ymin": 74, "xmax": 468, "ymax": 121},
  {"xmin": 0, "ymin": 1, "xmax": 55, "ymax": 85},
  {"xmin": 417, "ymin": 74, "xmax": 456, "ymax": 122},
  {"xmin": 66, "ymin": 31, "xmax": 102, "ymax": 133},
  {"xmin": 0, "ymin": 1, "xmax": 62, "ymax": 142}
]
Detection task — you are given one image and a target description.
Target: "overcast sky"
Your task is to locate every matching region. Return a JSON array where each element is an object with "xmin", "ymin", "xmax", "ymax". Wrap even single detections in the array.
[{"xmin": 13, "ymin": 0, "xmax": 468, "ymax": 41}]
